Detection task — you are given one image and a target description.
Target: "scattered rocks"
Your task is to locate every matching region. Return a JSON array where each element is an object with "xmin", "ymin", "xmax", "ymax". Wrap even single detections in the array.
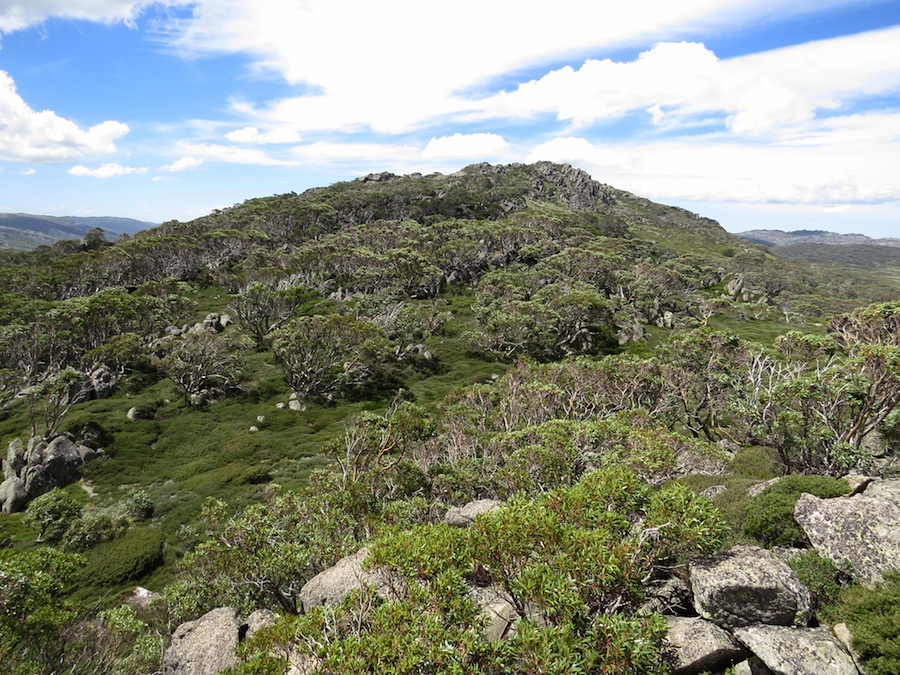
[{"xmin": 689, "ymin": 545, "xmax": 812, "ymax": 629}]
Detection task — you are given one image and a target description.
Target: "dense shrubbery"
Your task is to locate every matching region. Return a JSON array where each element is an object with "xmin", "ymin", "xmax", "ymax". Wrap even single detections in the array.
[
  {"xmin": 83, "ymin": 526, "xmax": 165, "ymax": 586},
  {"xmin": 824, "ymin": 573, "xmax": 900, "ymax": 675}
]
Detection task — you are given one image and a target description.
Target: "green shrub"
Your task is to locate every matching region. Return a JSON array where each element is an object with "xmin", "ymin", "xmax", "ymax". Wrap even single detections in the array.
[
  {"xmin": 62, "ymin": 513, "xmax": 128, "ymax": 552},
  {"xmin": 729, "ymin": 445, "xmax": 783, "ymax": 479},
  {"xmin": 82, "ymin": 527, "xmax": 165, "ymax": 586},
  {"xmin": 788, "ymin": 551, "xmax": 851, "ymax": 612},
  {"xmin": 122, "ymin": 490, "xmax": 155, "ymax": 521},
  {"xmin": 823, "ymin": 573, "xmax": 900, "ymax": 675},
  {"xmin": 742, "ymin": 475, "xmax": 848, "ymax": 547}
]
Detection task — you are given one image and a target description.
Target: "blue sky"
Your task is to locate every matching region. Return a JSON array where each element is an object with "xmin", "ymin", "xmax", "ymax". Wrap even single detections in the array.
[{"xmin": 1, "ymin": 1, "xmax": 899, "ymax": 238}]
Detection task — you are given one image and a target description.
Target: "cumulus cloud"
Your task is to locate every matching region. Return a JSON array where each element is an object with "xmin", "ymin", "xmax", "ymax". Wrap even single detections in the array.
[
  {"xmin": 527, "ymin": 114, "xmax": 900, "ymax": 209},
  {"xmin": 164, "ymin": 0, "xmax": 861, "ymax": 133},
  {"xmin": 160, "ymin": 156, "xmax": 203, "ymax": 172},
  {"xmin": 21, "ymin": 168, "xmax": 36, "ymax": 175},
  {"xmin": 422, "ymin": 133, "xmax": 508, "ymax": 159},
  {"xmin": 0, "ymin": 70, "xmax": 129, "ymax": 162},
  {"xmin": 483, "ymin": 26, "xmax": 900, "ymax": 136},
  {"xmin": 68, "ymin": 163, "xmax": 148, "ymax": 178},
  {"xmin": 225, "ymin": 126, "xmax": 300, "ymax": 144}
]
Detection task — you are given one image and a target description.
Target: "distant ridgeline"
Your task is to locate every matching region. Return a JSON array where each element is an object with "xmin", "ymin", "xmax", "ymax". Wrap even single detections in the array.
[{"xmin": 0, "ymin": 212, "xmax": 156, "ymax": 250}]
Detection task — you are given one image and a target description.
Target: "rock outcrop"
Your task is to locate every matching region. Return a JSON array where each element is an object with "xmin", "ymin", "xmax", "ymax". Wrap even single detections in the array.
[
  {"xmin": 1, "ymin": 435, "xmax": 100, "ymax": 513},
  {"xmin": 689, "ymin": 546, "xmax": 812, "ymax": 629},
  {"xmin": 794, "ymin": 487, "xmax": 900, "ymax": 584}
]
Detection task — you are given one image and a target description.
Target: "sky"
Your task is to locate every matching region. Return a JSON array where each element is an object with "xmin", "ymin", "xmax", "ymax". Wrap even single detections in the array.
[{"xmin": 1, "ymin": 1, "xmax": 899, "ymax": 237}]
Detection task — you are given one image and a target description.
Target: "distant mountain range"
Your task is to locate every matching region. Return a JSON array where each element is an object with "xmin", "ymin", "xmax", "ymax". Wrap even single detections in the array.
[
  {"xmin": 0, "ymin": 213, "xmax": 157, "ymax": 250},
  {"xmin": 735, "ymin": 229, "xmax": 900, "ymax": 249},
  {"xmin": 734, "ymin": 229, "xmax": 900, "ymax": 269}
]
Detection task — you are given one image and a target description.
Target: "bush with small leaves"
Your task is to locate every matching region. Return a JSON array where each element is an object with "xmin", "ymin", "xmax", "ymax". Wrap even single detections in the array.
[
  {"xmin": 23, "ymin": 489, "xmax": 82, "ymax": 543},
  {"xmin": 62, "ymin": 513, "xmax": 127, "ymax": 552},
  {"xmin": 122, "ymin": 489, "xmax": 155, "ymax": 521}
]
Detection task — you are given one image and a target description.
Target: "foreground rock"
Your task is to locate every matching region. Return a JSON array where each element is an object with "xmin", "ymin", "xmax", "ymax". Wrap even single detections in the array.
[
  {"xmin": 164, "ymin": 607, "xmax": 241, "ymax": 675},
  {"xmin": 690, "ymin": 546, "xmax": 812, "ymax": 629},
  {"xmin": 663, "ymin": 617, "xmax": 747, "ymax": 674},
  {"xmin": 795, "ymin": 490, "xmax": 900, "ymax": 584},
  {"xmin": 299, "ymin": 548, "xmax": 386, "ymax": 612},
  {"xmin": 733, "ymin": 625, "xmax": 860, "ymax": 675},
  {"xmin": 164, "ymin": 607, "xmax": 277, "ymax": 675}
]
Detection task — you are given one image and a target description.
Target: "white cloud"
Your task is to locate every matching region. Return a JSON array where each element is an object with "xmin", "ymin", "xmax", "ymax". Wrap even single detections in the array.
[
  {"xmin": 292, "ymin": 141, "xmax": 419, "ymax": 163},
  {"xmin": 483, "ymin": 26, "xmax": 900, "ymax": 136},
  {"xmin": 177, "ymin": 141, "xmax": 295, "ymax": 165},
  {"xmin": 0, "ymin": 70, "xmax": 129, "ymax": 162},
  {"xmin": 21, "ymin": 168, "xmax": 36, "ymax": 175},
  {"xmin": 164, "ymin": 0, "xmax": 867, "ymax": 133},
  {"xmin": 68, "ymin": 163, "xmax": 148, "ymax": 178},
  {"xmin": 160, "ymin": 155, "xmax": 203, "ymax": 172},
  {"xmin": 225, "ymin": 126, "xmax": 300, "ymax": 144},
  {"xmin": 0, "ymin": 1, "xmax": 189, "ymax": 33},
  {"xmin": 422, "ymin": 133, "xmax": 508, "ymax": 159},
  {"xmin": 527, "ymin": 111, "xmax": 900, "ymax": 209}
]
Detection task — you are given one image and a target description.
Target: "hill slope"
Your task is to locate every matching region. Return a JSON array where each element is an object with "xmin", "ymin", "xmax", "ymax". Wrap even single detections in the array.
[
  {"xmin": 0, "ymin": 162, "xmax": 898, "ymax": 674},
  {"xmin": 0, "ymin": 212, "xmax": 157, "ymax": 249}
]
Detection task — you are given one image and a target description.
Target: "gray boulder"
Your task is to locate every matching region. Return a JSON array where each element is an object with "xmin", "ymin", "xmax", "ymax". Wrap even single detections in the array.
[
  {"xmin": 689, "ymin": 545, "xmax": 812, "ymax": 629},
  {"xmin": 163, "ymin": 607, "xmax": 241, "ymax": 675},
  {"xmin": 0, "ymin": 476, "xmax": 27, "ymax": 514},
  {"xmin": 89, "ymin": 364, "xmax": 118, "ymax": 399},
  {"xmin": 444, "ymin": 499, "xmax": 504, "ymax": 527},
  {"xmin": 244, "ymin": 608, "xmax": 277, "ymax": 640},
  {"xmin": 663, "ymin": 617, "xmax": 747, "ymax": 675},
  {"xmin": 468, "ymin": 586, "xmax": 518, "ymax": 641},
  {"xmin": 5, "ymin": 438, "xmax": 25, "ymax": 477},
  {"xmin": 795, "ymin": 491, "xmax": 900, "ymax": 585},
  {"xmin": 863, "ymin": 478, "xmax": 900, "ymax": 504},
  {"xmin": 43, "ymin": 436, "xmax": 85, "ymax": 482},
  {"xmin": 300, "ymin": 548, "xmax": 385, "ymax": 613},
  {"xmin": 733, "ymin": 625, "xmax": 860, "ymax": 675}
]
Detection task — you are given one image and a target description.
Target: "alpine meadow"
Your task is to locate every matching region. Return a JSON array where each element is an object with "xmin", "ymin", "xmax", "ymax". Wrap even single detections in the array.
[{"xmin": 1, "ymin": 163, "xmax": 899, "ymax": 674}]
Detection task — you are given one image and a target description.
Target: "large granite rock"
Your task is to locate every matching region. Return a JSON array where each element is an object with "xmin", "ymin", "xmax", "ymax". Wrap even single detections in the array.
[
  {"xmin": 733, "ymin": 625, "xmax": 860, "ymax": 675},
  {"xmin": 0, "ymin": 476, "xmax": 27, "ymax": 514},
  {"xmin": 794, "ymin": 491, "xmax": 900, "ymax": 584},
  {"xmin": 663, "ymin": 616, "xmax": 747, "ymax": 674},
  {"xmin": 164, "ymin": 607, "xmax": 241, "ymax": 675},
  {"xmin": 300, "ymin": 548, "xmax": 385, "ymax": 613},
  {"xmin": 689, "ymin": 546, "xmax": 812, "ymax": 629},
  {"xmin": 0, "ymin": 435, "xmax": 99, "ymax": 513},
  {"xmin": 444, "ymin": 499, "xmax": 504, "ymax": 527}
]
